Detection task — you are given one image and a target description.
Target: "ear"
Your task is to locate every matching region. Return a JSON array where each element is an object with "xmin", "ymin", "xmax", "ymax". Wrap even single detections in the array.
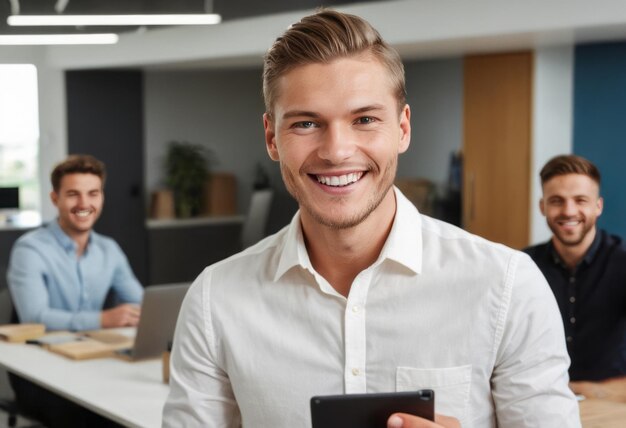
[
  {"xmin": 263, "ymin": 113, "xmax": 280, "ymax": 162},
  {"xmin": 398, "ymin": 104, "xmax": 411, "ymax": 154},
  {"xmin": 539, "ymin": 198, "xmax": 546, "ymax": 216},
  {"xmin": 50, "ymin": 190, "xmax": 58, "ymax": 207},
  {"xmin": 597, "ymin": 196, "xmax": 604, "ymax": 216}
]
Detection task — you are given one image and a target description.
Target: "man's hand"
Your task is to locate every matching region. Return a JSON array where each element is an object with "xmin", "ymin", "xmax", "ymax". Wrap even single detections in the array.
[
  {"xmin": 388, "ymin": 413, "xmax": 460, "ymax": 428},
  {"xmin": 101, "ymin": 304, "xmax": 141, "ymax": 328}
]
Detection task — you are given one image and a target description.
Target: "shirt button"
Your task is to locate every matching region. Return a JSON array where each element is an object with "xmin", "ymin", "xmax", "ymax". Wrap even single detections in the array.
[
  {"xmin": 570, "ymin": 317, "xmax": 576, "ymax": 324},
  {"xmin": 351, "ymin": 368, "xmax": 360, "ymax": 376},
  {"xmin": 567, "ymin": 336, "xmax": 573, "ymax": 342},
  {"xmin": 352, "ymin": 305, "xmax": 360, "ymax": 313},
  {"xmin": 569, "ymin": 296, "xmax": 576, "ymax": 303}
]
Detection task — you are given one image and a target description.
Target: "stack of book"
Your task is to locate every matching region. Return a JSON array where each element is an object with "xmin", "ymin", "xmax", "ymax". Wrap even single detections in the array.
[{"xmin": 0, "ymin": 323, "xmax": 45, "ymax": 343}]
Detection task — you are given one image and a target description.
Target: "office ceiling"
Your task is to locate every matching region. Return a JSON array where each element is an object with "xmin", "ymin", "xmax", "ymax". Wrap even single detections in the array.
[
  {"xmin": 0, "ymin": 0, "xmax": 382, "ymax": 35},
  {"xmin": 7, "ymin": 0, "xmax": 626, "ymax": 71}
]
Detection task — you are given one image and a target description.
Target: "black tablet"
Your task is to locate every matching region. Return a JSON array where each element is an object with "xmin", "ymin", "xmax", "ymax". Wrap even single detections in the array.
[{"xmin": 310, "ymin": 389, "xmax": 435, "ymax": 428}]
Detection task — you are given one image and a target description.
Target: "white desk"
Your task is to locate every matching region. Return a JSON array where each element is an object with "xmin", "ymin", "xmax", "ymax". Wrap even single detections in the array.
[{"xmin": 0, "ymin": 339, "xmax": 168, "ymax": 428}]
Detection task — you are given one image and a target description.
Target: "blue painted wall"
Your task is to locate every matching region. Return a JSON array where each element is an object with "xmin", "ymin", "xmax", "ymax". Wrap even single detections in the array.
[{"xmin": 573, "ymin": 42, "xmax": 626, "ymax": 239}]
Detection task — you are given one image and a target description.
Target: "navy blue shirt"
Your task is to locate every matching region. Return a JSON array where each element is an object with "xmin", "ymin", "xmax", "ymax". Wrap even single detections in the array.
[{"xmin": 524, "ymin": 230, "xmax": 626, "ymax": 381}]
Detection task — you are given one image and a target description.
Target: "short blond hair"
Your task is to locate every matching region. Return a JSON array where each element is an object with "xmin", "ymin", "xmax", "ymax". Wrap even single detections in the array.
[{"xmin": 262, "ymin": 9, "xmax": 406, "ymax": 117}]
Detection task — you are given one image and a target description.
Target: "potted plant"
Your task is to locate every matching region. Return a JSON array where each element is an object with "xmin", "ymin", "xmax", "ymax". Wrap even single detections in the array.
[{"xmin": 164, "ymin": 141, "xmax": 214, "ymax": 218}]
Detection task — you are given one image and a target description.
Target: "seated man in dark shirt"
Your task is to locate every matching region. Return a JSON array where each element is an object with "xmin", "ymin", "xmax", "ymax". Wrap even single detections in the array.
[{"xmin": 525, "ymin": 154, "xmax": 626, "ymax": 381}]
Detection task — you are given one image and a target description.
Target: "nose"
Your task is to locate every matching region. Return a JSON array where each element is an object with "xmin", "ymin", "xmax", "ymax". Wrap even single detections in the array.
[
  {"xmin": 317, "ymin": 123, "xmax": 356, "ymax": 164},
  {"xmin": 76, "ymin": 194, "xmax": 88, "ymax": 207},
  {"xmin": 563, "ymin": 199, "xmax": 577, "ymax": 216}
]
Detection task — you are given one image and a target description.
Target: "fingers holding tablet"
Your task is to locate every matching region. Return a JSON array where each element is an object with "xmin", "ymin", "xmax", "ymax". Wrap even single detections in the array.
[{"xmin": 388, "ymin": 413, "xmax": 461, "ymax": 428}]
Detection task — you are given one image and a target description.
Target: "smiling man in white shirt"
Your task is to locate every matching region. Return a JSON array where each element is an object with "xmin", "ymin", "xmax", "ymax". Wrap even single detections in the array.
[{"xmin": 163, "ymin": 10, "xmax": 580, "ymax": 428}]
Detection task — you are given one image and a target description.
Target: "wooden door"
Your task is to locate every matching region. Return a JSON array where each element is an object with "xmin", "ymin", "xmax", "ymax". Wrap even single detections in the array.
[{"xmin": 463, "ymin": 52, "xmax": 532, "ymax": 249}]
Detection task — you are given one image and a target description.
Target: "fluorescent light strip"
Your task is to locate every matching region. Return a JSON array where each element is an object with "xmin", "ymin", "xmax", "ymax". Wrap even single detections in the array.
[
  {"xmin": 0, "ymin": 34, "xmax": 119, "ymax": 45},
  {"xmin": 8, "ymin": 14, "xmax": 222, "ymax": 26}
]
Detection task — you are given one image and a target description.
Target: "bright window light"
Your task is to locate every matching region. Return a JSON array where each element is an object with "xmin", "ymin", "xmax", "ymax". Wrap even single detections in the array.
[{"xmin": 0, "ymin": 64, "xmax": 40, "ymax": 211}]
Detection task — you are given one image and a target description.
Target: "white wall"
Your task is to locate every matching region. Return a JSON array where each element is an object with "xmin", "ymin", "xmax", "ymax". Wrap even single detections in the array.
[
  {"xmin": 37, "ymin": 67, "xmax": 66, "ymax": 221},
  {"xmin": 530, "ymin": 46, "xmax": 574, "ymax": 244}
]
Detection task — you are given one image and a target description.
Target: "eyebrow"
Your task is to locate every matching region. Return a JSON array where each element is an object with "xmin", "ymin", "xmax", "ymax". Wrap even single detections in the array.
[
  {"xmin": 281, "ymin": 110, "xmax": 321, "ymax": 120},
  {"xmin": 281, "ymin": 104, "xmax": 388, "ymax": 120},
  {"xmin": 548, "ymin": 194, "xmax": 592, "ymax": 200},
  {"xmin": 63, "ymin": 188, "xmax": 101, "ymax": 194},
  {"xmin": 351, "ymin": 104, "xmax": 387, "ymax": 115}
]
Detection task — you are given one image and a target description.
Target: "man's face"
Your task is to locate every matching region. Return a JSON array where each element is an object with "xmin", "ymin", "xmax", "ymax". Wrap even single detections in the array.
[
  {"xmin": 540, "ymin": 173, "xmax": 603, "ymax": 248},
  {"xmin": 263, "ymin": 54, "xmax": 410, "ymax": 229},
  {"xmin": 51, "ymin": 173, "xmax": 104, "ymax": 236}
]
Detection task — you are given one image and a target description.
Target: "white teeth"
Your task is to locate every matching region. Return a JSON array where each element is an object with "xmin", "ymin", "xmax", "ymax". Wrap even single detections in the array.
[
  {"xmin": 75, "ymin": 210, "xmax": 91, "ymax": 217},
  {"xmin": 316, "ymin": 172, "xmax": 363, "ymax": 187}
]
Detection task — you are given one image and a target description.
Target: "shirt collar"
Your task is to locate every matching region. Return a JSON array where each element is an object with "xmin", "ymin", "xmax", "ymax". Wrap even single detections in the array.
[
  {"xmin": 47, "ymin": 218, "xmax": 94, "ymax": 254},
  {"xmin": 582, "ymin": 228, "xmax": 602, "ymax": 265},
  {"xmin": 272, "ymin": 186, "xmax": 423, "ymax": 281},
  {"xmin": 274, "ymin": 211, "xmax": 312, "ymax": 281},
  {"xmin": 376, "ymin": 186, "xmax": 422, "ymax": 274}
]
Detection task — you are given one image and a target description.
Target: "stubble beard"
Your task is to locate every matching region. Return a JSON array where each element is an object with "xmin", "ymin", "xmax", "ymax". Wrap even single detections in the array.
[
  {"xmin": 281, "ymin": 159, "xmax": 397, "ymax": 230},
  {"xmin": 549, "ymin": 217, "xmax": 595, "ymax": 247},
  {"xmin": 62, "ymin": 208, "xmax": 100, "ymax": 235}
]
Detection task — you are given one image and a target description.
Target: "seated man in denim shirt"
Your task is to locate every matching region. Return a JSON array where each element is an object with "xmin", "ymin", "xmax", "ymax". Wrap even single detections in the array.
[
  {"xmin": 8, "ymin": 154, "xmax": 143, "ymax": 330},
  {"xmin": 7, "ymin": 154, "xmax": 143, "ymax": 427}
]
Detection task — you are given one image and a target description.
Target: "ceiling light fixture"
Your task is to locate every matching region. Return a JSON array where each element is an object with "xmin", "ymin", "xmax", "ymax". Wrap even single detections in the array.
[
  {"xmin": 7, "ymin": 14, "xmax": 222, "ymax": 26},
  {"xmin": 0, "ymin": 33, "xmax": 119, "ymax": 45}
]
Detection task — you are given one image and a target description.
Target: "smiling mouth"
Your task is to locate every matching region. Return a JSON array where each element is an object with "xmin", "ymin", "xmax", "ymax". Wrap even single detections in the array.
[
  {"xmin": 314, "ymin": 172, "xmax": 364, "ymax": 187},
  {"xmin": 556, "ymin": 218, "xmax": 582, "ymax": 229},
  {"xmin": 73, "ymin": 209, "xmax": 93, "ymax": 218}
]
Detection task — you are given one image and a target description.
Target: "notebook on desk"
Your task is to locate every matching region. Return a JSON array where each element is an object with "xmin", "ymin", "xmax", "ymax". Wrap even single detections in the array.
[{"xmin": 115, "ymin": 283, "xmax": 190, "ymax": 361}]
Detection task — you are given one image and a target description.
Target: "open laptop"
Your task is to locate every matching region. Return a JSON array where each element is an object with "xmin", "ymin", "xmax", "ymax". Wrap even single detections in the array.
[{"xmin": 115, "ymin": 282, "xmax": 190, "ymax": 361}]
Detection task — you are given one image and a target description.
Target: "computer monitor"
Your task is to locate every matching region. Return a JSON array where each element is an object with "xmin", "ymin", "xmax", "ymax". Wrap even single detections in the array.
[{"xmin": 0, "ymin": 187, "xmax": 19, "ymax": 210}]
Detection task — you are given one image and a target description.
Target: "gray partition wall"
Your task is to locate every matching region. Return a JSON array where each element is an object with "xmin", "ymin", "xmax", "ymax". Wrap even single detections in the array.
[{"xmin": 66, "ymin": 70, "xmax": 148, "ymax": 284}]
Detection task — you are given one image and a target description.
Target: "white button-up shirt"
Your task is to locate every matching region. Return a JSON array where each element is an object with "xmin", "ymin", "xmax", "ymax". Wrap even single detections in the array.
[{"xmin": 163, "ymin": 188, "xmax": 580, "ymax": 427}]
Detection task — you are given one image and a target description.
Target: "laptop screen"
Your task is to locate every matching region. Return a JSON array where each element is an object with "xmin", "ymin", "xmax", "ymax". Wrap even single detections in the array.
[{"xmin": 128, "ymin": 283, "xmax": 190, "ymax": 360}]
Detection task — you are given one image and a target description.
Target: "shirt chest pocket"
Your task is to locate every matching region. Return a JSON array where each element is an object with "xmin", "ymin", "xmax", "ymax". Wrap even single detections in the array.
[{"xmin": 396, "ymin": 365, "xmax": 472, "ymax": 425}]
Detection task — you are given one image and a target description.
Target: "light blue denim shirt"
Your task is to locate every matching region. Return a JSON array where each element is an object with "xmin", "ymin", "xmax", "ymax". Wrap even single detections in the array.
[{"xmin": 7, "ymin": 219, "xmax": 144, "ymax": 331}]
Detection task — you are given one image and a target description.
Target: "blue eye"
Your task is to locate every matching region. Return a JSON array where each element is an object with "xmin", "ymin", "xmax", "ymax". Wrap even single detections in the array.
[
  {"xmin": 295, "ymin": 121, "xmax": 316, "ymax": 128},
  {"xmin": 356, "ymin": 117, "xmax": 375, "ymax": 124}
]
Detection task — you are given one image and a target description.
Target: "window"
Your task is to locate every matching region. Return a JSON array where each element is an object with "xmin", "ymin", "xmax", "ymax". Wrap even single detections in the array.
[{"xmin": 0, "ymin": 64, "xmax": 40, "ymax": 211}]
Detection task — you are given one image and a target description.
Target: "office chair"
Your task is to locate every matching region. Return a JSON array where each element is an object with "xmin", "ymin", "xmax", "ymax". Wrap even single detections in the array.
[{"xmin": 241, "ymin": 189, "xmax": 274, "ymax": 249}]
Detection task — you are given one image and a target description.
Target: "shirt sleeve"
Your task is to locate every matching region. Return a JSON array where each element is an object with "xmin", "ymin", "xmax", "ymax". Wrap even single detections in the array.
[
  {"xmin": 109, "ymin": 240, "xmax": 144, "ymax": 305},
  {"xmin": 491, "ymin": 252, "xmax": 581, "ymax": 427},
  {"xmin": 7, "ymin": 239, "xmax": 101, "ymax": 331},
  {"xmin": 162, "ymin": 269, "xmax": 241, "ymax": 427}
]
